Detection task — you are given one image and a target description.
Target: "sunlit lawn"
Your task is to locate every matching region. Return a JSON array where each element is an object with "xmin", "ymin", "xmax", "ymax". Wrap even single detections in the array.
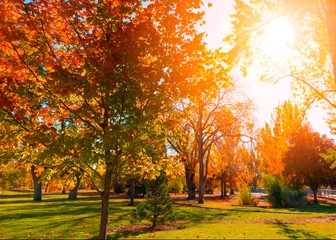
[
  {"xmin": 0, "ymin": 191, "xmax": 336, "ymax": 239},
  {"xmin": 0, "ymin": 189, "xmax": 33, "ymax": 197}
]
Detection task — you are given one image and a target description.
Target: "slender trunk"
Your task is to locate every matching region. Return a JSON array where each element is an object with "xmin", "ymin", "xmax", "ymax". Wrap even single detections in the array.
[
  {"xmin": 220, "ymin": 173, "xmax": 224, "ymax": 199},
  {"xmin": 45, "ymin": 183, "xmax": 48, "ymax": 193},
  {"xmin": 313, "ymin": 190, "xmax": 318, "ymax": 203},
  {"xmin": 68, "ymin": 172, "xmax": 82, "ymax": 200},
  {"xmin": 224, "ymin": 181, "xmax": 227, "ymax": 197},
  {"xmin": 198, "ymin": 138, "xmax": 205, "ymax": 204},
  {"xmin": 128, "ymin": 179, "xmax": 135, "ymax": 206},
  {"xmin": 152, "ymin": 213, "xmax": 157, "ymax": 228},
  {"xmin": 185, "ymin": 166, "xmax": 196, "ymax": 200},
  {"xmin": 62, "ymin": 186, "xmax": 66, "ymax": 194},
  {"xmin": 99, "ymin": 152, "xmax": 113, "ymax": 240},
  {"xmin": 220, "ymin": 172, "xmax": 226, "ymax": 199},
  {"xmin": 31, "ymin": 165, "xmax": 42, "ymax": 201}
]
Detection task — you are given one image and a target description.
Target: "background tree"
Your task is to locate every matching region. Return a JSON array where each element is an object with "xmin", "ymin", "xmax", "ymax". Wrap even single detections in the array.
[
  {"xmin": 167, "ymin": 104, "xmax": 198, "ymax": 200},
  {"xmin": 256, "ymin": 101, "xmax": 304, "ymax": 176},
  {"xmin": 283, "ymin": 124, "xmax": 335, "ymax": 203}
]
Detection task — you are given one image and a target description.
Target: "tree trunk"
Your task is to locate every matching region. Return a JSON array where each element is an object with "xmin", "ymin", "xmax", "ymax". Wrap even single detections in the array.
[
  {"xmin": 62, "ymin": 186, "xmax": 66, "ymax": 194},
  {"xmin": 230, "ymin": 189, "xmax": 234, "ymax": 195},
  {"xmin": 31, "ymin": 165, "xmax": 42, "ymax": 201},
  {"xmin": 220, "ymin": 172, "xmax": 226, "ymax": 199},
  {"xmin": 98, "ymin": 153, "xmax": 113, "ymax": 240},
  {"xmin": 128, "ymin": 179, "xmax": 135, "ymax": 206},
  {"xmin": 185, "ymin": 166, "xmax": 196, "ymax": 200},
  {"xmin": 68, "ymin": 172, "xmax": 82, "ymax": 200},
  {"xmin": 198, "ymin": 177, "xmax": 205, "ymax": 204},
  {"xmin": 198, "ymin": 128, "xmax": 205, "ymax": 204},
  {"xmin": 313, "ymin": 189, "xmax": 318, "ymax": 203}
]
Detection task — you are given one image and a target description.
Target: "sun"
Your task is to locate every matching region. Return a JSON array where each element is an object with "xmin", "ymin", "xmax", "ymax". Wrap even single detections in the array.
[
  {"xmin": 263, "ymin": 17, "xmax": 295, "ymax": 51},
  {"xmin": 251, "ymin": 16, "xmax": 299, "ymax": 72}
]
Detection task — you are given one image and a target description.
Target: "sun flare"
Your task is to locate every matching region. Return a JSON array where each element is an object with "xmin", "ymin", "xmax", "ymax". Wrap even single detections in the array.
[{"xmin": 263, "ymin": 17, "xmax": 295, "ymax": 50}]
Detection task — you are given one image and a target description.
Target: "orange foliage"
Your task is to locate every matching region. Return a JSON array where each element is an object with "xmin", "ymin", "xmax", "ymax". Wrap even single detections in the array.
[{"xmin": 257, "ymin": 101, "xmax": 304, "ymax": 176}]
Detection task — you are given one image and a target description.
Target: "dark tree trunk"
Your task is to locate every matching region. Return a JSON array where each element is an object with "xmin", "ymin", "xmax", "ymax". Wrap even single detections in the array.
[
  {"xmin": 230, "ymin": 189, "xmax": 234, "ymax": 195},
  {"xmin": 62, "ymin": 186, "xmax": 66, "ymax": 194},
  {"xmin": 128, "ymin": 179, "xmax": 135, "ymax": 206},
  {"xmin": 99, "ymin": 152, "xmax": 113, "ymax": 240},
  {"xmin": 68, "ymin": 172, "xmax": 82, "ymax": 200},
  {"xmin": 313, "ymin": 189, "xmax": 318, "ymax": 203},
  {"xmin": 198, "ymin": 134, "xmax": 205, "ymax": 204},
  {"xmin": 185, "ymin": 166, "xmax": 196, "ymax": 200},
  {"xmin": 220, "ymin": 172, "xmax": 226, "ymax": 199},
  {"xmin": 45, "ymin": 183, "xmax": 48, "ymax": 193},
  {"xmin": 31, "ymin": 165, "xmax": 42, "ymax": 201},
  {"xmin": 198, "ymin": 176, "xmax": 205, "ymax": 204}
]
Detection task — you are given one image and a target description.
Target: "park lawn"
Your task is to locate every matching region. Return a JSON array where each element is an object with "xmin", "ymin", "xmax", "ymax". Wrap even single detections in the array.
[
  {"xmin": 0, "ymin": 189, "xmax": 33, "ymax": 197},
  {"xmin": 121, "ymin": 222, "xmax": 336, "ymax": 239},
  {"xmin": 172, "ymin": 196, "xmax": 336, "ymax": 215},
  {"xmin": 0, "ymin": 192, "xmax": 335, "ymax": 239}
]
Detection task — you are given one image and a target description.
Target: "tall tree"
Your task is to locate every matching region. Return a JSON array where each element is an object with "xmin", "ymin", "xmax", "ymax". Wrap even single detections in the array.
[
  {"xmin": 0, "ymin": 0, "xmax": 206, "ymax": 238},
  {"xmin": 256, "ymin": 101, "xmax": 304, "ymax": 176},
  {"xmin": 192, "ymin": 87, "xmax": 251, "ymax": 204},
  {"xmin": 167, "ymin": 105, "xmax": 198, "ymax": 200}
]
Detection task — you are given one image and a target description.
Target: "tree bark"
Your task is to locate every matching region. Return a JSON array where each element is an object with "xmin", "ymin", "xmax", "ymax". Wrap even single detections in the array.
[
  {"xmin": 68, "ymin": 172, "xmax": 82, "ymax": 200},
  {"xmin": 185, "ymin": 166, "xmax": 196, "ymax": 200},
  {"xmin": 198, "ymin": 121, "xmax": 205, "ymax": 204},
  {"xmin": 128, "ymin": 178, "xmax": 135, "ymax": 206},
  {"xmin": 99, "ymin": 151, "xmax": 113, "ymax": 240},
  {"xmin": 313, "ymin": 189, "xmax": 318, "ymax": 203},
  {"xmin": 31, "ymin": 165, "xmax": 42, "ymax": 201},
  {"xmin": 220, "ymin": 171, "xmax": 226, "ymax": 199}
]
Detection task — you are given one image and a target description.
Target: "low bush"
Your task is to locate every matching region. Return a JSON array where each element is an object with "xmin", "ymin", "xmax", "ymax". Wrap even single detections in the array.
[
  {"xmin": 238, "ymin": 187, "xmax": 258, "ymax": 206},
  {"xmin": 263, "ymin": 175, "xmax": 306, "ymax": 208}
]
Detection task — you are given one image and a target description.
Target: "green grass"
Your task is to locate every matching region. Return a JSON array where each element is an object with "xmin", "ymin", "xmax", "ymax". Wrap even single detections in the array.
[
  {"xmin": 0, "ymin": 189, "xmax": 34, "ymax": 197},
  {"xmin": 173, "ymin": 198, "xmax": 336, "ymax": 215},
  {"xmin": 0, "ymin": 191, "xmax": 336, "ymax": 239},
  {"xmin": 124, "ymin": 222, "xmax": 336, "ymax": 239}
]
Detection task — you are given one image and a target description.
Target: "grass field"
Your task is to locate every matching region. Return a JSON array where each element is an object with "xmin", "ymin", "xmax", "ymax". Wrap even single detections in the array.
[{"xmin": 1, "ymin": 191, "xmax": 336, "ymax": 239}]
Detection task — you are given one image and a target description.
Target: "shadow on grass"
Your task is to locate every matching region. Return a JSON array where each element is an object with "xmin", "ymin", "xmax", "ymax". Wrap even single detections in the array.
[
  {"xmin": 287, "ymin": 202, "xmax": 336, "ymax": 214},
  {"xmin": 0, "ymin": 195, "xmax": 133, "ymax": 222},
  {"xmin": 174, "ymin": 208, "xmax": 228, "ymax": 222},
  {"xmin": 276, "ymin": 223, "xmax": 329, "ymax": 239}
]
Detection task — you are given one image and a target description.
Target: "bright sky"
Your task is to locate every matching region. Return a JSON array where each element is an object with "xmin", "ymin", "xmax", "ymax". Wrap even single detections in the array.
[{"xmin": 199, "ymin": 0, "xmax": 333, "ymax": 139}]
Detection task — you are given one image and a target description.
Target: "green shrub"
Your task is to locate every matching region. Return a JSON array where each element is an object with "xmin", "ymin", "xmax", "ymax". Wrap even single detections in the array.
[
  {"xmin": 263, "ymin": 175, "xmax": 306, "ymax": 208},
  {"xmin": 132, "ymin": 172, "xmax": 175, "ymax": 227},
  {"xmin": 238, "ymin": 187, "xmax": 258, "ymax": 206},
  {"xmin": 167, "ymin": 176, "xmax": 186, "ymax": 194}
]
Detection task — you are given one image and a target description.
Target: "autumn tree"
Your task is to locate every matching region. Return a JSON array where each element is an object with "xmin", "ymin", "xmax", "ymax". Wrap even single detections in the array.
[
  {"xmin": 191, "ymin": 85, "xmax": 252, "ymax": 204},
  {"xmin": 256, "ymin": 101, "xmax": 304, "ymax": 176},
  {"xmin": 211, "ymin": 120, "xmax": 255, "ymax": 198},
  {"xmin": 167, "ymin": 104, "xmax": 198, "ymax": 200},
  {"xmin": 0, "ymin": 161, "xmax": 31, "ymax": 190},
  {"xmin": 283, "ymin": 124, "xmax": 335, "ymax": 203},
  {"xmin": 0, "ymin": 0, "xmax": 208, "ymax": 238}
]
